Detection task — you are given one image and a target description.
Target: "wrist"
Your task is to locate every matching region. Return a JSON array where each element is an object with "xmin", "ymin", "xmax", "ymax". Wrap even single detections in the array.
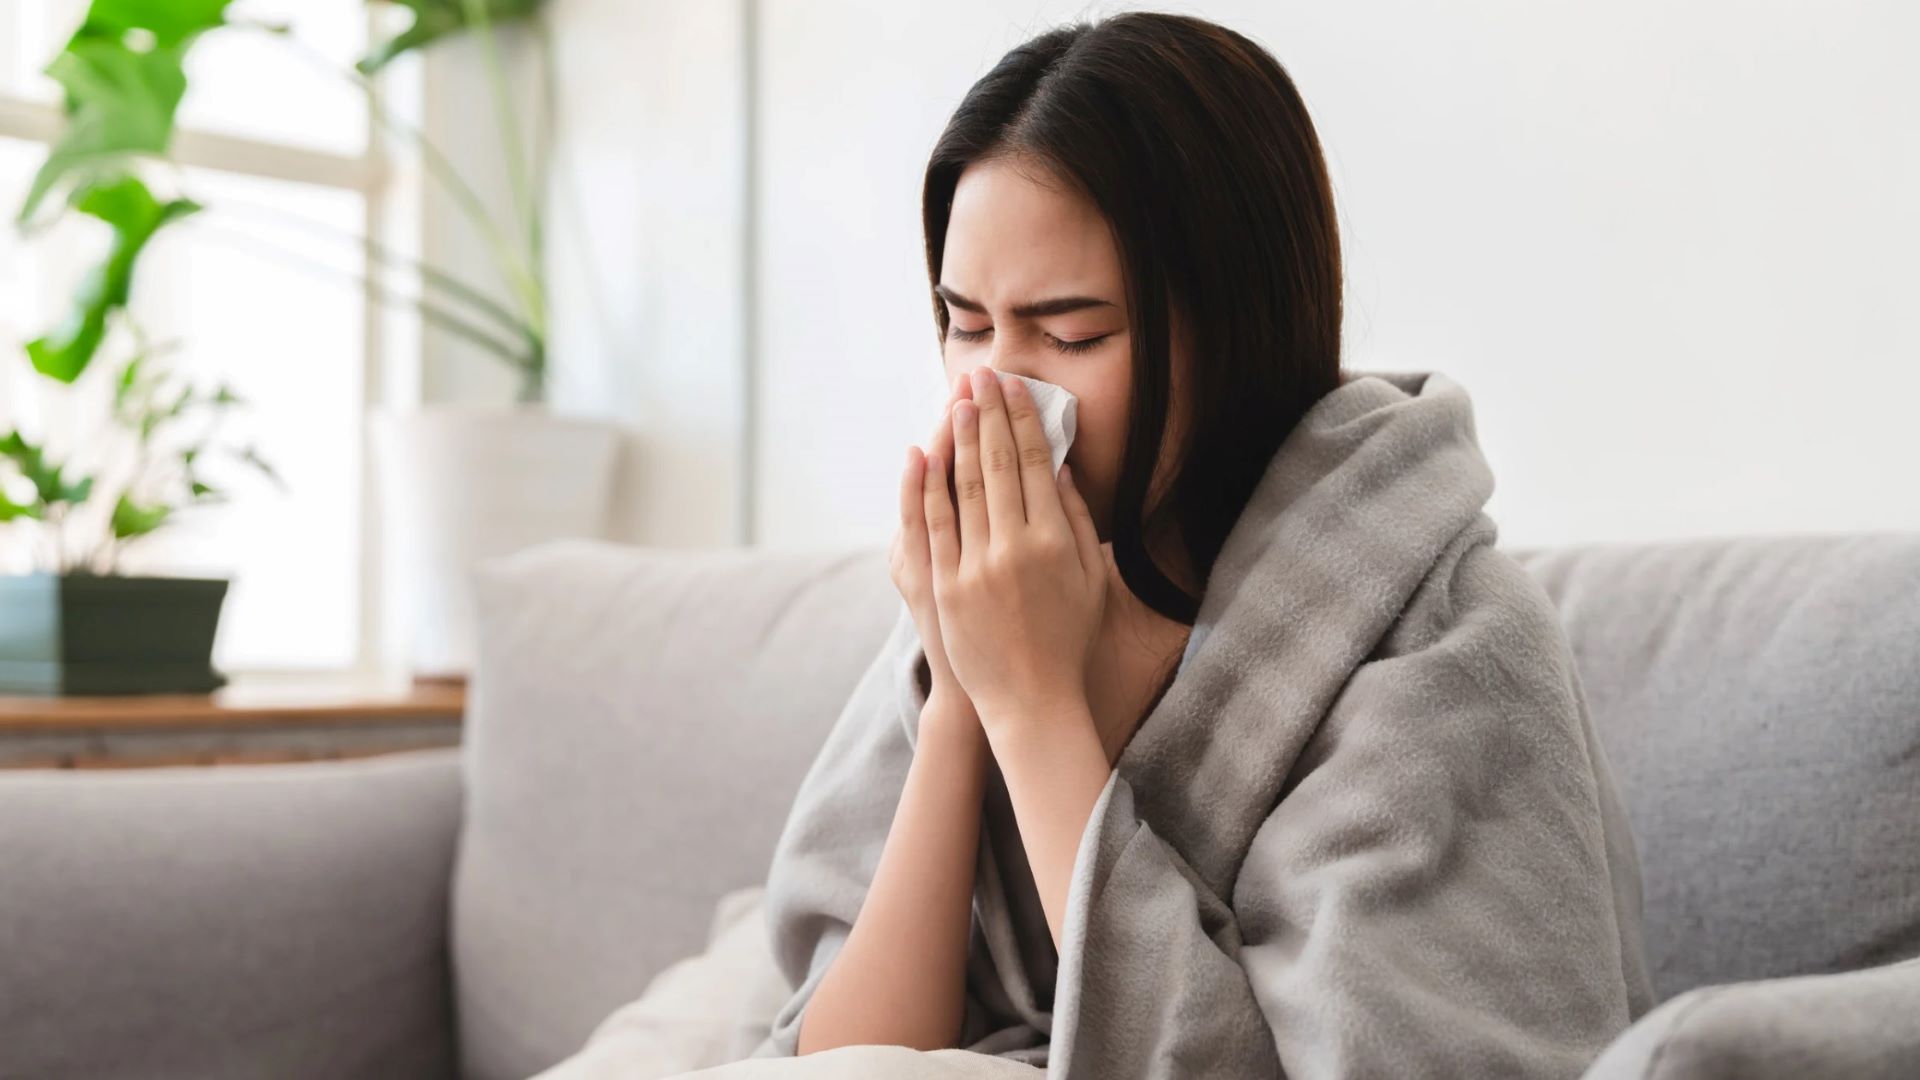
[
  {"xmin": 924, "ymin": 685, "xmax": 977, "ymax": 721},
  {"xmin": 920, "ymin": 692, "xmax": 985, "ymax": 748},
  {"xmin": 980, "ymin": 694, "xmax": 1100, "ymax": 765}
]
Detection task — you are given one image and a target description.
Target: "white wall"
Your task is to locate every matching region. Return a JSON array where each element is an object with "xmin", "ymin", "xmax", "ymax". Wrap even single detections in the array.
[
  {"xmin": 541, "ymin": 0, "xmax": 749, "ymax": 546},
  {"xmin": 443, "ymin": 0, "xmax": 749, "ymax": 548},
  {"xmin": 546, "ymin": 0, "xmax": 1919, "ymax": 552}
]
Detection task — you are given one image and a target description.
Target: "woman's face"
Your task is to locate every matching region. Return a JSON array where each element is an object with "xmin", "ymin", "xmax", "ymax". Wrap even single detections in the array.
[{"xmin": 936, "ymin": 155, "xmax": 1188, "ymax": 543}]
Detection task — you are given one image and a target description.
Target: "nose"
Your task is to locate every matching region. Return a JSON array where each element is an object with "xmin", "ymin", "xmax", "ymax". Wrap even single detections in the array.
[
  {"xmin": 946, "ymin": 337, "xmax": 1045, "ymax": 392},
  {"xmin": 967, "ymin": 362, "xmax": 1028, "ymax": 397},
  {"xmin": 978, "ymin": 344, "xmax": 1042, "ymax": 387}
]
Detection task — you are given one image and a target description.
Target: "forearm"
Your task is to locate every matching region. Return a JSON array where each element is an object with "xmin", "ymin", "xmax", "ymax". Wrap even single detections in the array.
[
  {"xmin": 983, "ymin": 698, "xmax": 1111, "ymax": 952},
  {"xmin": 796, "ymin": 702, "xmax": 990, "ymax": 1055}
]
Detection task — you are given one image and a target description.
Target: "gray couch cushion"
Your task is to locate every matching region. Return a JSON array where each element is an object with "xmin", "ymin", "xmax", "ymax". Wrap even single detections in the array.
[
  {"xmin": 453, "ymin": 540, "xmax": 897, "ymax": 1080},
  {"xmin": 1511, "ymin": 535, "xmax": 1920, "ymax": 1000},
  {"xmin": 0, "ymin": 747, "xmax": 462, "ymax": 1080},
  {"xmin": 1580, "ymin": 955, "xmax": 1920, "ymax": 1079}
]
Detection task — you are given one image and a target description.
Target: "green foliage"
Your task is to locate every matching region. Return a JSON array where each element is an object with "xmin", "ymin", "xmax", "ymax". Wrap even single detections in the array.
[
  {"xmin": 78, "ymin": 0, "xmax": 233, "ymax": 47},
  {"xmin": 3, "ymin": 0, "xmax": 575, "ymax": 568},
  {"xmin": 17, "ymin": 0, "xmax": 230, "ymax": 226},
  {"xmin": 1, "ymin": 331, "xmax": 285, "ymax": 570},
  {"xmin": 355, "ymin": 0, "xmax": 552, "ymax": 402},
  {"xmin": 108, "ymin": 340, "xmax": 284, "ymax": 541},
  {"xmin": 356, "ymin": 0, "xmax": 541, "ymax": 75},
  {"xmin": 27, "ymin": 176, "xmax": 201, "ymax": 384},
  {"xmin": 14, "ymin": 0, "xmax": 223, "ymax": 388},
  {"xmin": 109, "ymin": 493, "xmax": 168, "ymax": 539},
  {"xmin": 0, "ymin": 431, "xmax": 94, "ymax": 517},
  {"xmin": 21, "ymin": 0, "xmax": 555, "ymax": 404}
]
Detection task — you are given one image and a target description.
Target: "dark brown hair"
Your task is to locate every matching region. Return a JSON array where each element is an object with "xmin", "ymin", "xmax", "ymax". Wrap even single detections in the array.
[{"xmin": 922, "ymin": 11, "xmax": 1344, "ymax": 625}]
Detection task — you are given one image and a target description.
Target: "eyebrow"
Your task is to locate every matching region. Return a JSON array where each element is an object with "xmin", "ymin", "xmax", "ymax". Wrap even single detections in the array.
[{"xmin": 934, "ymin": 283, "xmax": 1117, "ymax": 319}]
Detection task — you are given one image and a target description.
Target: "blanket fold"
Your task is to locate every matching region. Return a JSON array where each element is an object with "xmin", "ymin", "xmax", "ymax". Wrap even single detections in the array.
[{"xmin": 753, "ymin": 370, "xmax": 1654, "ymax": 1079}]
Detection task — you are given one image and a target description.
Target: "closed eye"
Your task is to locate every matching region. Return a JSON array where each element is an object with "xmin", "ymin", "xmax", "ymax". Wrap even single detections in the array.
[
  {"xmin": 1049, "ymin": 333, "xmax": 1109, "ymax": 355},
  {"xmin": 945, "ymin": 325, "xmax": 1112, "ymax": 355}
]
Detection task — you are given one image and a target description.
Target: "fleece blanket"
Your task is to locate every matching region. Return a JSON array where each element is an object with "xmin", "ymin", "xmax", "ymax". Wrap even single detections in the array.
[
  {"xmin": 532, "ymin": 884, "xmax": 1042, "ymax": 1079},
  {"xmin": 745, "ymin": 369, "xmax": 1654, "ymax": 1079},
  {"xmin": 540, "ymin": 369, "xmax": 1655, "ymax": 1079}
]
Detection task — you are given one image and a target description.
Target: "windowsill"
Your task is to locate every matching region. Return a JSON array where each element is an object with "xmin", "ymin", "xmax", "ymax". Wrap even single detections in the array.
[{"xmin": 0, "ymin": 677, "xmax": 465, "ymax": 733}]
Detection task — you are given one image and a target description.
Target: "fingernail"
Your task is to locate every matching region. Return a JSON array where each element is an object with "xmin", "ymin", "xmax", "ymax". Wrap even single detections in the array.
[
  {"xmin": 955, "ymin": 400, "xmax": 976, "ymax": 426},
  {"xmin": 970, "ymin": 367, "xmax": 991, "ymax": 395}
]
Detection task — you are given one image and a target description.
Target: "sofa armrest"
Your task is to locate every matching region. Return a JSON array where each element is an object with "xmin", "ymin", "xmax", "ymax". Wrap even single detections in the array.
[
  {"xmin": 1582, "ymin": 956, "xmax": 1920, "ymax": 1080},
  {"xmin": 0, "ymin": 746, "xmax": 464, "ymax": 1080}
]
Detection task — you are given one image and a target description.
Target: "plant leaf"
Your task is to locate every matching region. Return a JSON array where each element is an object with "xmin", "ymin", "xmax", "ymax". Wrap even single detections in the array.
[
  {"xmin": 356, "ymin": 0, "xmax": 541, "ymax": 75},
  {"xmin": 114, "ymin": 351, "xmax": 143, "ymax": 409},
  {"xmin": 110, "ymin": 492, "xmax": 170, "ymax": 539},
  {"xmin": 22, "ymin": 49, "xmax": 177, "ymax": 224},
  {"xmin": 233, "ymin": 443, "xmax": 286, "ymax": 491},
  {"xmin": 0, "ymin": 430, "xmax": 92, "ymax": 505},
  {"xmin": 0, "ymin": 440, "xmax": 42, "ymax": 521},
  {"xmin": 24, "ymin": 175, "xmax": 201, "ymax": 383},
  {"xmin": 0, "ymin": 490, "xmax": 38, "ymax": 522},
  {"xmin": 16, "ymin": 0, "xmax": 232, "ymax": 223},
  {"xmin": 163, "ymin": 382, "xmax": 194, "ymax": 417},
  {"xmin": 78, "ymin": 0, "xmax": 233, "ymax": 48}
]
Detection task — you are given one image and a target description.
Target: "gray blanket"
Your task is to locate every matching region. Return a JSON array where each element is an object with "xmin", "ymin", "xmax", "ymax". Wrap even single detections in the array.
[{"xmin": 750, "ymin": 370, "xmax": 1654, "ymax": 1078}]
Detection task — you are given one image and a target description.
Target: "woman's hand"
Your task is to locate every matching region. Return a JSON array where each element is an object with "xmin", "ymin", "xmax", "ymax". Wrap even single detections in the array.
[
  {"xmin": 923, "ymin": 366, "xmax": 1106, "ymax": 735},
  {"xmin": 893, "ymin": 373, "xmax": 979, "ymax": 730}
]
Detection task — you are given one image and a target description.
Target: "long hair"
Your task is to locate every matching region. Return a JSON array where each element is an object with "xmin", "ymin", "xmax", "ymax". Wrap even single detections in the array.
[{"xmin": 922, "ymin": 11, "xmax": 1344, "ymax": 624}]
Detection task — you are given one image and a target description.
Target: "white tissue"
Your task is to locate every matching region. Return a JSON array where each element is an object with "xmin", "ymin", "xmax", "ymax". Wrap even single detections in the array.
[{"xmin": 997, "ymin": 372, "xmax": 1079, "ymax": 477}]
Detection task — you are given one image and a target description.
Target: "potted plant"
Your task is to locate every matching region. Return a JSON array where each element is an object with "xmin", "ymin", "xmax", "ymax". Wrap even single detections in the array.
[
  {"xmin": 0, "ymin": 319, "xmax": 284, "ymax": 695},
  {"xmin": 0, "ymin": 232, "xmax": 286, "ymax": 697},
  {"xmin": 355, "ymin": 0, "xmax": 622, "ymax": 682},
  {"xmin": 0, "ymin": 4, "xmax": 286, "ymax": 695},
  {"xmin": 6, "ymin": 0, "xmax": 625, "ymax": 686}
]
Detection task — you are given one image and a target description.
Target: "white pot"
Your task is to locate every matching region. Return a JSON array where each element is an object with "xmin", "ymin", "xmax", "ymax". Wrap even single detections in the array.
[{"xmin": 371, "ymin": 405, "xmax": 624, "ymax": 680}]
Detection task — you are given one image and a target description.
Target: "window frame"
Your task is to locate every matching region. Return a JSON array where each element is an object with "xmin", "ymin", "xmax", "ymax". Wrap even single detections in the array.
[{"xmin": 0, "ymin": 6, "xmax": 419, "ymax": 682}]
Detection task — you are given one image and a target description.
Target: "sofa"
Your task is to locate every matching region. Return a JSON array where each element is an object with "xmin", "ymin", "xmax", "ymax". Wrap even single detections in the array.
[{"xmin": 2, "ymin": 534, "xmax": 1917, "ymax": 1079}]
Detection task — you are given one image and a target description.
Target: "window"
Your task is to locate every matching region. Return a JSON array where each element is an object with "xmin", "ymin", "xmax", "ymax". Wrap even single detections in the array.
[{"xmin": 0, "ymin": 1, "xmax": 412, "ymax": 673}]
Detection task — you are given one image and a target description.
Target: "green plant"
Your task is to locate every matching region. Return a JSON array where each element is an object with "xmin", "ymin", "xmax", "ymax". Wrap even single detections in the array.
[
  {"xmin": 14, "ymin": 1, "xmax": 227, "ymax": 387},
  {"xmin": 3, "ymin": 2, "xmax": 282, "ymax": 574},
  {"xmin": 357, "ymin": 0, "xmax": 540, "ymax": 74},
  {"xmin": 14, "ymin": 0, "xmax": 553, "ymax": 402},
  {"xmin": 353, "ymin": 0, "xmax": 552, "ymax": 403},
  {"xmin": 4, "ymin": 0, "xmax": 555, "ymax": 572},
  {"xmin": 1, "ymin": 324, "xmax": 283, "ymax": 574}
]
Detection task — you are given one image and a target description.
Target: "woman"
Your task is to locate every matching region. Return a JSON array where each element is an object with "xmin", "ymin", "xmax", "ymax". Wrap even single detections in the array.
[{"xmin": 752, "ymin": 11, "xmax": 1653, "ymax": 1078}]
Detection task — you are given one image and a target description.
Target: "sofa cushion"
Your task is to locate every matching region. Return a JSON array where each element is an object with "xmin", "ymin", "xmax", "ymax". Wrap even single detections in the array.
[
  {"xmin": 1580, "ymin": 955, "xmax": 1920, "ymax": 1079},
  {"xmin": 1511, "ymin": 535, "xmax": 1920, "ymax": 1000},
  {"xmin": 452, "ymin": 539, "xmax": 897, "ymax": 1080},
  {"xmin": 0, "ymin": 747, "xmax": 462, "ymax": 1080}
]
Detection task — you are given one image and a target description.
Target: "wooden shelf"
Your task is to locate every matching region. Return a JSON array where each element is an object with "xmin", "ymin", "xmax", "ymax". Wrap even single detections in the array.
[
  {"xmin": 0, "ymin": 680, "xmax": 465, "ymax": 733},
  {"xmin": 0, "ymin": 678, "xmax": 466, "ymax": 769}
]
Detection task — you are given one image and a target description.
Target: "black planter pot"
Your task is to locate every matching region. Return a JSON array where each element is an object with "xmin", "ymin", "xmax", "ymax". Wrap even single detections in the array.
[{"xmin": 0, "ymin": 573, "xmax": 230, "ymax": 695}]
